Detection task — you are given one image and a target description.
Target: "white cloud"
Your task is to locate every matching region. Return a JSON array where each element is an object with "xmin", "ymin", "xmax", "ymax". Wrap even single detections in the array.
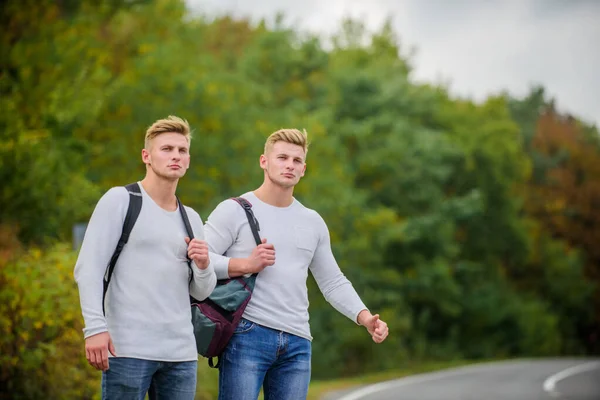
[{"xmin": 187, "ymin": 0, "xmax": 600, "ymax": 127}]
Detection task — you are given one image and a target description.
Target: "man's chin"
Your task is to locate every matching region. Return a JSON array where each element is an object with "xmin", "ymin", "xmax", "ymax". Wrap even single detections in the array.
[
  {"xmin": 156, "ymin": 171, "xmax": 186, "ymax": 181},
  {"xmin": 275, "ymin": 180, "xmax": 296, "ymax": 189}
]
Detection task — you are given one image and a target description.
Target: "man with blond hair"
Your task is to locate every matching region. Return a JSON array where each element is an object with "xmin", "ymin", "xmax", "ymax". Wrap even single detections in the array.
[
  {"xmin": 205, "ymin": 128, "xmax": 389, "ymax": 400},
  {"xmin": 74, "ymin": 116, "xmax": 217, "ymax": 399}
]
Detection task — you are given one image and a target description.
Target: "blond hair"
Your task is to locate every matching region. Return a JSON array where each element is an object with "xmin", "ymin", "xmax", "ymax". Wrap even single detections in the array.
[
  {"xmin": 264, "ymin": 128, "xmax": 309, "ymax": 155},
  {"xmin": 144, "ymin": 115, "xmax": 191, "ymax": 149}
]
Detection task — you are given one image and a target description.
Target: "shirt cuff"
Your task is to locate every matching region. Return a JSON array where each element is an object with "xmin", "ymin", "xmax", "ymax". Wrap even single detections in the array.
[
  {"xmin": 353, "ymin": 307, "xmax": 369, "ymax": 325},
  {"xmin": 83, "ymin": 324, "xmax": 108, "ymax": 339},
  {"xmin": 193, "ymin": 258, "xmax": 215, "ymax": 278},
  {"xmin": 208, "ymin": 252, "xmax": 231, "ymax": 280}
]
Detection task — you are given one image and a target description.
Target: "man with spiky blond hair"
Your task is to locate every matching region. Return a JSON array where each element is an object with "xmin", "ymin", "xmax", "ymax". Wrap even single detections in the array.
[
  {"xmin": 74, "ymin": 116, "xmax": 217, "ymax": 399},
  {"xmin": 205, "ymin": 128, "xmax": 389, "ymax": 400}
]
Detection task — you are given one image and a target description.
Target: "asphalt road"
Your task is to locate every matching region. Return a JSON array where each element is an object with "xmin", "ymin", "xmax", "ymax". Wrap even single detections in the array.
[{"xmin": 325, "ymin": 359, "xmax": 600, "ymax": 400}]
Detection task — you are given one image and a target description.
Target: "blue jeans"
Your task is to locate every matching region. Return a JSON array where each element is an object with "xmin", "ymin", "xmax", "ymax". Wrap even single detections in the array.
[
  {"xmin": 218, "ymin": 318, "xmax": 312, "ymax": 400},
  {"xmin": 102, "ymin": 357, "xmax": 197, "ymax": 400}
]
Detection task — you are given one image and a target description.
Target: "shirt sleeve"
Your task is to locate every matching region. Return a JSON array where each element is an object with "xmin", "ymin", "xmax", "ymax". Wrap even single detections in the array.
[
  {"xmin": 204, "ymin": 200, "xmax": 243, "ymax": 280},
  {"xmin": 309, "ymin": 214, "xmax": 368, "ymax": 324},
  {"xmin": 73, "ymin": 187, "xmax": 128, "ymax": 339},
  {"xmin": 185, "ymin": 208, "xmax": 217, "ymax": 300}
]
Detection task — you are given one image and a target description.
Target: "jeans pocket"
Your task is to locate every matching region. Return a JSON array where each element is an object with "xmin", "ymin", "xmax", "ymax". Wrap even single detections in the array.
[{"xmin": 234, "ymin": 318, "xmax": 256, "ymax": 334}]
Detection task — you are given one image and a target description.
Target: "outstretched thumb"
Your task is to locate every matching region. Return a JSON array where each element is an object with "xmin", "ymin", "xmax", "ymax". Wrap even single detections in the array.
[
  {"xmin": 184, "ymin": 237, "xmax": 191, "ymax": 244},
  {"xmin": 261, "ymin": 238, "xmax": 267, "ymax": 244},
  {"xmin": 108, "ymin": 338, "xmax": 117, "ymax": 357}
]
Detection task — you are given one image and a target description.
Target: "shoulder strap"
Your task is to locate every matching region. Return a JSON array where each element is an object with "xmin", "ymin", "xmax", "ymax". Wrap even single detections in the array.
[
  {"xmin": 178, "ymin": 198, "xmax": 194, "ymax": 239},
  {"xmin": 103, "ymin": 183, "xmax": 142, "ymax": 315},
  {"xmin": 231, "ymin": 197, "xmax": 261, "ymax": 246},
  {"xmin": 177, "ymin": 198, "xmax": 195, "ymax": 285},
  {"xmin": 180, "ymin": 196, "xmax": 262, "ymax": 288}
]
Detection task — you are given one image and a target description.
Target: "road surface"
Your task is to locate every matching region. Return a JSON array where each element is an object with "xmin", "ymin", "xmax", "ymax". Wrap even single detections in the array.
[{"xmin": 325, "ymin": 359, "xmax": 600, "ymax": 400}]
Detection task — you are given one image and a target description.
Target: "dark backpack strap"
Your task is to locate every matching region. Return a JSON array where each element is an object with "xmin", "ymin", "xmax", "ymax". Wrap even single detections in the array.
[
  {"xmin": 231, "ymin": 197, "xmax": 261, "ymax": 246},
  {"xmin": 103, "ymin": 183, "xmax": 142, "ymax": 316},
  {"xmin": 177, "ymin": 198, "xmax": 195, "ymax": 285},
  {"xmin": 178, "ymin": 198, "xmax": 195, "ymax": 240},
  {"xmin": 206, "ymin": 197, "xmax": 262, "ymax": 369}
]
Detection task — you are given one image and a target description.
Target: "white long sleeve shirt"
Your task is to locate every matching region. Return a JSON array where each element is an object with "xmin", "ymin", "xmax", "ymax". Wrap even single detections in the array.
[
  {"xmin": 74, "ymin": 183, "xmax": 217, "ymax": 361},
  {"xmin": 204, "ymin": 192, "xmax": 367, "ymax": 341}
]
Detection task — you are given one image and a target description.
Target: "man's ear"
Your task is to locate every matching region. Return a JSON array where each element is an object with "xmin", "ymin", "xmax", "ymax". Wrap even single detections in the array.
[
  {"xmin": 142, "ymin": 148, "xmax": 151, "ymax": 165},
  {"xmin": 259, "ymin": 154, "xmax": 267, "ymax": 170}
]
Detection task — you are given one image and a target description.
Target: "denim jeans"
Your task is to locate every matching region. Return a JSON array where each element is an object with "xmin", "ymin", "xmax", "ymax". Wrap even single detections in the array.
[
  {"xmin": 218, "ymin": 318, "xmax": 312, "ymax": 400},
  {"xmin": 102, "ymin": 357, "xmax": 197, "ymax": 400}
]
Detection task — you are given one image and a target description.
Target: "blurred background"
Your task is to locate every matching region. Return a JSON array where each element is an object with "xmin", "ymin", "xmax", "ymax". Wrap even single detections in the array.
[{"xmin": 1, "ymin": 0, "xmax": 599, "ymax": 399}]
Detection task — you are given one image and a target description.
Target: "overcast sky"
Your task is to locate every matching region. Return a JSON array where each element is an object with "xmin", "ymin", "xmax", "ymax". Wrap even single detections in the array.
[{"xmin": 187, "ymin": 0, "xmax": 600, "ymax": 127}]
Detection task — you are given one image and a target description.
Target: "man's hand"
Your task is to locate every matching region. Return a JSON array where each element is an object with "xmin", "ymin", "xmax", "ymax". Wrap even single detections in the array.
[
  {"xmin": 245, "ymin": 238, "xmax": 276, "ymax": 274},
  {"xmin": 85, "ymin": 331, "xmax": 116, "ymax": 371},
  {"xmin": 357, "ymin": 310, "xmax": 389, "ymax": 343},
  {"xmin": 185, "ymin": 237, "xmax": 210, "ymax": 270}
]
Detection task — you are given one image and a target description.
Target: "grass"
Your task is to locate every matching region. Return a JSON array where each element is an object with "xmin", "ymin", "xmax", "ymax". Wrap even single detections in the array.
[{"xmin": 305, "ymin": 359, "xmax": 496, "ymax": 400}]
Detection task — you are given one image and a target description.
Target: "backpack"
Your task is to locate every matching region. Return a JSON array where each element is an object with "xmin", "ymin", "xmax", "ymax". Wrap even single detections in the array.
[{"xmin": 103, "ymin": 183, "xmax": 261, "ymax": 369}]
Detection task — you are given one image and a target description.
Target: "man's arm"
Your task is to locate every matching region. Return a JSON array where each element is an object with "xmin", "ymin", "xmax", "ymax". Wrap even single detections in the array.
[
  {"xmin": 187, "ymin": 244, "xmax": 217, "ymax": 300},
  {"xmin": 204, "ymin": 199, "xmax": 275, "ymax": 279},
  {"xmin": 223, "ymin": 239, "xmax": 275, "ymax": 277},
  {"xmin": 309, "ymin": 214, "xmax": 389, "ymax": 342},
  {"xmin": 74, "ymin": 187, "xmax": 128, "ymax": 338},
  {"xmin": 73, "ymin": 187, "xmax": 128, "ymax": 370},
  {"xmin": 203, "ymin": 200, "xmax": 238, "ymax": 279},
  {"xmin": 185, "ymin": 210, "xmax": 217, "ymax": 300}
]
